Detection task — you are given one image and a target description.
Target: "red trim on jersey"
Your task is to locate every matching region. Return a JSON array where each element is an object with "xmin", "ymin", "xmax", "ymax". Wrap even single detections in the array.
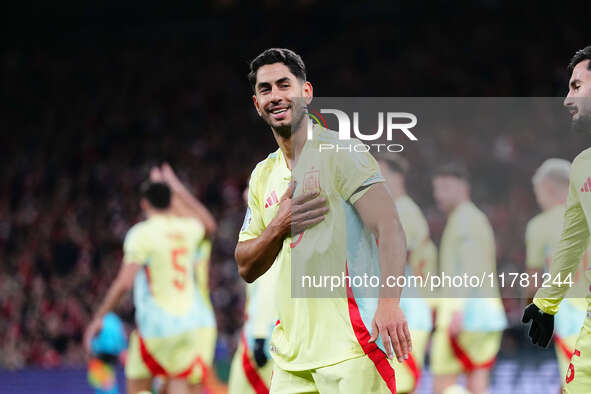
[
  {"xmin": 137, "ymin": 333, "xmax": 203, "ymax": 378},
  {"xmin": 289, "ymin": 232, "xmax": 304, "ymax": 248},
  {"xmin": 555, "ymin": 334, "xmax": 574, "ymax": 360},
  {"xmin": 404, "ymin": 352, "xmax": 421, "ymax": 390},
  {"xmin": 448, "ymin": 331, "xmax": 496, "ymax": 371},
  {"xmin": 566, "ymin": 349, "xmax": 581, "ymax": 384},
  {"xmin": 345, "ymin": 266, "xmax": 396, "ymax": 393},
  {"xmin": 240, "ymin": 332, "xmax": 270, "ymax": 394}
]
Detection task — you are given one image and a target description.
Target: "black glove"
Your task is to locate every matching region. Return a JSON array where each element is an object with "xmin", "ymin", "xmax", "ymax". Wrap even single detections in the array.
[
  {"xmin": 521, "ymin": 303, "xmax": 554, "ymax": 348},
  {"xmin": 253, "ymin": 338, "xmax": 268, "ymax": 368}
]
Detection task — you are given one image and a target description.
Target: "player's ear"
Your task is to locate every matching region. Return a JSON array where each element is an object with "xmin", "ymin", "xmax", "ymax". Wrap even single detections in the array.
[
  {"xmin": 252, "ymin": 94, "xmax": 262, "ymax": 117},
  {"xmin": 463, "ymin": 182, "xmax": 470, "ymax": 197},
  {"xmin": 303, "ymin": 81, "xmax": 313, "ymax": 105},
  {"xmin": 140, "ymin": 198, "xmax": 149, "ymax": 212}
]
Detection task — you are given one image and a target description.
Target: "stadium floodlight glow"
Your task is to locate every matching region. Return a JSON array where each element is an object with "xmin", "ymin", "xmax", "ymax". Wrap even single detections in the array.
[{"xmin": 307, "ymin": 109, "xmax": 418, "ymax": 141}]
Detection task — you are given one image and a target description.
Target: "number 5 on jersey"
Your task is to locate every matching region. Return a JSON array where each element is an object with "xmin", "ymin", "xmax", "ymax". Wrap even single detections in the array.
[{"xmin": 171, "ymin": 248, "xmax": 188, "ymax": 290}]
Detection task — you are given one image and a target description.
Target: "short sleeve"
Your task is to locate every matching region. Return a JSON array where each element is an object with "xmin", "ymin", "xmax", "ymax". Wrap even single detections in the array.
[
  {"xmin": 123, "ymin": 225, "xmax": 150, "ymax": 265},
  {"xmin": 239, "ymin": 173, "xmax": 266, "ymax": 242},
  {"xmin": 336, "ymin": 147, "xmax": 384, "ymax": 203}
]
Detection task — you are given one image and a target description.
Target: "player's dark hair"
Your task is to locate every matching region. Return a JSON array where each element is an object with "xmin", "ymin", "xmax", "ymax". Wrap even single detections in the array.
[
  {"xmin": 248, "ymin": 48, "xmax": 306, "ymax": 91},
  {"xmin": 433, "ymin": 162, "xmax": 469, "ymax": 182},
  {"xmin": 141, "ymin": 181, "xmax": 171, "ymax": 210},
  {"xmin": 568, "ymin": 46, "xmax": 591, "ymax": 73},
  {"xmin": 376, "ymin": 153, "xmax": 409, "ymax": 176}
]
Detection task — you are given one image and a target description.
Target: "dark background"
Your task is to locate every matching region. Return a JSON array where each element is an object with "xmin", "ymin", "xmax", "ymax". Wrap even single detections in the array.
[{"xmin": 1, "ymin": 0, "xmax": 590, "ymax": 377}]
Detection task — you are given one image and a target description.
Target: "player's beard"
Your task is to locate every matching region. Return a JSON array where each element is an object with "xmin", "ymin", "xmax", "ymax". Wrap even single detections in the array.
[
  {"xmin": 272, "ymin": 102, "xmax": 307, "ymax": 139},
  {"xmin": 571, "ymin": 113, "xmax": 591, "ymax": 135}
]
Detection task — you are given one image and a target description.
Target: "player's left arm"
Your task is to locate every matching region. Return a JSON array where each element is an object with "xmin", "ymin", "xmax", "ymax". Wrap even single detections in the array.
[
  {"xmin": 524, "ymin": 158, "xmax": 590, "ymax": 348},
  {"xmin": 83, "ymin": 262, "xmax": 141, "ymax": 351},
  {"xmin": 353, "ymin": 182, "xmax": 411, "ymax": 362},
  {"xmin": 533, "ymin": 166, "xmax": 590, "ymax": 314}
]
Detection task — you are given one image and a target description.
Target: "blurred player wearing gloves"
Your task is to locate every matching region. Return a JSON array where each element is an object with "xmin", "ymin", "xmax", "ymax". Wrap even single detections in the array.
[
  {"xmin": 228, "ymin": 184, "xmax": 277, "ymax": 394},
  {"xmin": 524, "ymin": 158, "xmax": 588, "ymax": 386},
  {"xmin": 235, "ymin": 48, "xmax": 411, "ymax": 394},
  {"xmin": 523, "ymin": 46, "xmax": 591, "ymax": 393},
  {"xmin": 377, "ymin": 154, "xmax": 437, "ymax": 393},
  {"xmin": 431, "ymin": 164, "xmax": 507, "ymax": 394},
  {"xmin": 84, "ymin": 164, "xmax": 216, "ymax": 394}
]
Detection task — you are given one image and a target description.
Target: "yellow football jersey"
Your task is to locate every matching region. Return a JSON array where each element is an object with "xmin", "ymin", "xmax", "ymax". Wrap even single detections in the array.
[
  {"xmin": 239, "ymin": 125, "xmax": 389, "ymax": 371},
  {"xmin": 124, "ymin": 214, "xmax": 214, "ymax": 338},
  {"xmin": 437, "ymin": 201, "xmax": 507, "ymax": 331}
]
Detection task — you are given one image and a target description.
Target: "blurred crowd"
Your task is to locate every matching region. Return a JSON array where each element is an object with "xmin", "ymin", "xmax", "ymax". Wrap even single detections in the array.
[{"xmin": 2, "ymin": 1, "xmax": 591, "ymax": 368}]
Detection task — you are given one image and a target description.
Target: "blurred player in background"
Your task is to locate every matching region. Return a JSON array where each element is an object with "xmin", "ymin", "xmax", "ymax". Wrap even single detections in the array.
[
  {"xmin": 524, "ymin": 158, "xmax": 588, "ymax": 386},
  {"xmin": 189, "ymin": 238, "xmax": 228, "ymax": 394},
  {"xmin": 523, "ymin": 46, "xmax": 591, "ymax": 393},
  {"xmin": 431, "ymin": 164, "xmax": 507, "ymax": 394},
  {"xmin": 227, "ymin": 184, "xmax": 277, "ymax": 394},
  {"xmin": 151, "ymin": 164, "xmax": 225, "ymax": 394},
  {"xmin": 235, "ymin": 48, "xmax": 410, "ymax": 394},
  {"xmin": 84, "ymin": 174, "xmax": 216, "ymax": 394},
  {"xmin": 377, "ymin": 154, "xmax": 437, "ymax": 393}
]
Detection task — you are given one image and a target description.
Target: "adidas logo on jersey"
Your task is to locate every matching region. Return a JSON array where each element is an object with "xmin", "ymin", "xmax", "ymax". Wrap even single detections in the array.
[
  {"xmin": 264, "ymin": 190, "xmax": 279, "ymax": 208},
  {"xmin": 581, "ymin": 177, "xmax": 591, "ymax": 193}
]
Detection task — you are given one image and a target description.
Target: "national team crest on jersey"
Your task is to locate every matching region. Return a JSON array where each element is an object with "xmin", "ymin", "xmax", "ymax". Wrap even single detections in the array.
[
  {"xmin": 303, "ymin": 168, "xmax": 320, "ymax": 194},
  {"xmin": 581, "ymin": 177, "xmax": 591, "ymax": 193}
]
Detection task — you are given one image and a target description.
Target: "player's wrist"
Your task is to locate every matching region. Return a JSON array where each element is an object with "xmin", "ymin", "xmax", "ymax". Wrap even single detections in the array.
[
  {"xmin": 378, "ymin": 283, "xmax": 402, "ymax": 300},
  {"xmin": 170, "ymin": 183, "xmax": 189, "ymax": 197},
  {"xmin": 377, "ymin": 297, "xmax": 400, "ymax": 307},
  {"xmin": 267, "ymin": 216, "xmax": 289, "ymax": 239},
  {"xmin": 91, "ymin": 314, "xmax": 104, "ymax": 325}
]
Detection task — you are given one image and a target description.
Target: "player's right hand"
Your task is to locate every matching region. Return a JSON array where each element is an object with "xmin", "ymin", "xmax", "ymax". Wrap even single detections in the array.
[
  {"xmin": 272, "ymin": 181, "xmax": 328, "ymax": 237},
  {"xmin": 150, "ymin": 166, "xmax": 163, "ymax": 182},
  {"xmin": 369, "ymin": 299, "xmax": 411, "ymax": 362},
  {"xmin": 521, "ymin": 303, "xmax": 554, "ymax": 348},
  {"xmin": 83, "ymin": 317, "xmax": 103, "ymax": 353}
]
